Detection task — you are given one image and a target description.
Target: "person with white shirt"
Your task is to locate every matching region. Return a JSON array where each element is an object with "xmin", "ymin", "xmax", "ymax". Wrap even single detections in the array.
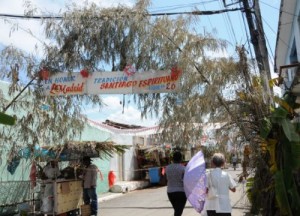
[
  {"xmin": 41, "ymin": 160, "xmax": 61, "ymax": 213},
  {"xmin": 82, "ymin": 156, "xmax": 98, "ymax": 216},
  {"xmin": 205, "ymin": 153, "xmax": 237, "ymax": 216}
]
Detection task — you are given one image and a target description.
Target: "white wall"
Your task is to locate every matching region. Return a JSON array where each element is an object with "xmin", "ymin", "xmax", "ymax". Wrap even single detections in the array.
[{"xmin": 109, "ymin": 134, "xmax": 138, "ymax": 181}]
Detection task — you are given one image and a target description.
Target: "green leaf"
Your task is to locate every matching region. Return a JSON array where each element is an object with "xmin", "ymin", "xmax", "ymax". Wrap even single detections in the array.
[
  {"xmin": 288, "ymin": 180, "xmax": 300, "ymax": 214},
  {"xmin": 275, "ymin": 171, "xmax": 292, "ymax": 215},
  {"xmin": 272, "ymin": 107, "xmax": 289, "ymax": 120},
  {"xmin": 291, "ymin": 142, "xmax": 300, "ymax": 169},
  {"xmin": 0, "ymin": 112, "xmax": 16, "ymax": 126},
  {"xmin": 281, "ymin": 119, "xmax": 300, "ymax": 142},
  {"xmin": 260, "ymin": 117, "xmax": 272, "ymax": 139}
]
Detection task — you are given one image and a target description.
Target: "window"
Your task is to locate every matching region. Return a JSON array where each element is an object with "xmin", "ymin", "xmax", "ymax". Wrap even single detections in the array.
[{"xmin": 290, "ymin": 39, "xmax": 298, "ymax": 64}]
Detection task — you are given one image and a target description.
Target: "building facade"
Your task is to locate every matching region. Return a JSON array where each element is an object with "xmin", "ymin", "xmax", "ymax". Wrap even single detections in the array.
[{"xmin": 275, "ymin": 0, "xmax": 300, "ymax": 93}]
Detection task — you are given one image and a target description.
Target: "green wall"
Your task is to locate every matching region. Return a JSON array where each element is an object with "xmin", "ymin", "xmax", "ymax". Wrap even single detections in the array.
[
  {"xmin": 0, "ymin": 81, "xmax": 114, "ymax": 194},
  {"xmin": 77, "ymin": 123, "xmax": 112, "ymax": 193}
]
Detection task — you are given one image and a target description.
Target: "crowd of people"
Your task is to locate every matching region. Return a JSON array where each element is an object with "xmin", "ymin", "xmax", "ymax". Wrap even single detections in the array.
[{"xmin": 38, "ymin": 151, "xmax": 237, "ymax": 216}]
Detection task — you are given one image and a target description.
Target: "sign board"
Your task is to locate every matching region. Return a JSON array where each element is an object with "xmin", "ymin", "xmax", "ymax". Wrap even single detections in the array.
[{"xmin": 42, "ymin": 71, "xmax": 181, "ymax": 96}]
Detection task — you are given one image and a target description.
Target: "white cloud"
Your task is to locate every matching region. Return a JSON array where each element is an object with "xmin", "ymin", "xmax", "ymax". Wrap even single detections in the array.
[
  {"xmin": 84, "ymin": 95, "xmax": 159, "ymax": 127},
  {"xmin": 103, "ymin": 96, "xmax": 123, "ymax": 110},
  {"xmin": 0, "ymin": 0, "xmax": 157, "ymax": 127},
  {"xmin": 206, "ymin": 49, "xmax": 230, "ymax": 58},
  {"xmin": 0, "ymin": 19, "xmax": 46, "ymax": 55},
  {"xmin": 0, "ymin": 0, "xmax": 134, "ymax": 54}
]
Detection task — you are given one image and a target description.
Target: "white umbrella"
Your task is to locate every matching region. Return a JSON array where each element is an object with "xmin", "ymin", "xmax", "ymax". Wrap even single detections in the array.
[{"xmin": 184, "ymin": 151, "xmax": 206, "ymax": 213}]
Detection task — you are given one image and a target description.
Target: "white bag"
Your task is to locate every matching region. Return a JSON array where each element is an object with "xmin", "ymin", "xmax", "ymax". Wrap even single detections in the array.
[
  {"xmin": 207, "ymin": 171, "xmax": 218, "ymax": 199},
  {"xmin": 207, "ymin": 186, "xmax": 218, "ymax": 199}
]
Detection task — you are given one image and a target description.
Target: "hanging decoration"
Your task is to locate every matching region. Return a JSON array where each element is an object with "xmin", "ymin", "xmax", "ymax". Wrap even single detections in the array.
[
  {"xmin": 29, "ymin": 161, "xmax": 37, "ymax": 188},
  {"xmin": 170, "ymin": 65, "xmax": 182, "ymax": 79},
  {"xmin": 39, "ymin": 68, "xmax": 50, "ymax": 80},
  {"xmin": 7, "ymin": 156, "xmax": 21, "ymax": 175},
  {"xmin": 80, "ymin": 69, "xmax": 89, "ymax": 78},
  {"xmin": 123, "ymin": 65, "xmax": 136, "ymax": 76}
]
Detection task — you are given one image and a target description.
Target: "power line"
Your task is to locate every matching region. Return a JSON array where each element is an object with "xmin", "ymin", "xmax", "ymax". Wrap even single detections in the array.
[
  {"xmin": 240, "ymin": 4, "xmax": 257, "ymax": 74},
  {"xmin": 260, "ymin": 0, "xmax": 299, "ymax": 18},
  {"xmin": 259, "ymin": 16, "xmax": 275, "ymax": 64},
  {"xmin": 148, "ymin": 7, "xmax": 243, "ymax": 16},
  {"xmin": 148, "ymin": 0, "xmax": 219, "ymax": 13},
  {"xmin": 220, "ymin": 1, "xmax": 238, "ymax": 45},
  {"xmin": 0, "ymin": 14, "xmax": 61, "ymax": 20},
  {"xmin": 0, "ymin": 7, "xmax": 244, "ymax": 20},
  {"xmin": 237, "ymin": 3, "xmax": 247, "ymax": 43},
  {"xmin": 201, "ymin": 2, "xmax": 214, "ymax": 30}
]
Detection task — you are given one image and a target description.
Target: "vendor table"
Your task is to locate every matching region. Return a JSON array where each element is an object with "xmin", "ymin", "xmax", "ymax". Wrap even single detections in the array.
[{"xmin": 42, "ymin": 179, "xmax": 83, "ymax": 215}]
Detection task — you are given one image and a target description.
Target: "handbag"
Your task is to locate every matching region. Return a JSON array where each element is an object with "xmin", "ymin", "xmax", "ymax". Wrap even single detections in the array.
[{"xmin": 207, "ymin": 171, "xmax": 218, "ymax": 199}]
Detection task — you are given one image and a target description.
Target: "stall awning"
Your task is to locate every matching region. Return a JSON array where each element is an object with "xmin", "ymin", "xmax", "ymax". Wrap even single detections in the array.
[{"xmin": 19, "ymin": 141, "xmax": 127, "ymax": 161}]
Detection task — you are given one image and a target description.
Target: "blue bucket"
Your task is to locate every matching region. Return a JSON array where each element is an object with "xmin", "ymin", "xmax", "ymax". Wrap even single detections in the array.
[{"xmin": 148, "ymin": 167, "xmax": 160, "ymax": 184}]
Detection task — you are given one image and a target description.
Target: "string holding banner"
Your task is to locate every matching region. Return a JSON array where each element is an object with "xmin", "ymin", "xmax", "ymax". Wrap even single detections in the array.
[{"xmin": 41, "ymin": 70, "xmax": 182, "ymax": 96}]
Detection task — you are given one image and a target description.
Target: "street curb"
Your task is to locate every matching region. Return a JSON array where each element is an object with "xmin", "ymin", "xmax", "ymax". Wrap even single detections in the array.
[{"xmin": 98, "ymin": 193, "xmax": 124, "ymax": 202}]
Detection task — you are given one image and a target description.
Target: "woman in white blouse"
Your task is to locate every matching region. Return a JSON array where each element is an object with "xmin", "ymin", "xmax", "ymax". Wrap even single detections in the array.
[{"xmin": 205, "ymin": 153, "xmax": 237, "ymax": 216}]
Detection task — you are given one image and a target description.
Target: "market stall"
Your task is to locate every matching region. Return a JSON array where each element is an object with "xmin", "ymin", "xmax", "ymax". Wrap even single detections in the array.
[
  {"xmin": 40, "ymin": 178, "xmax": 83, "ymax": 215},
  {"xmin": 136, "ymin": 144, "xmax": 171, "ymax": 185},
  {"xmin": 1, "ymin": 140, "xmax": 126, "ymax": 216}
]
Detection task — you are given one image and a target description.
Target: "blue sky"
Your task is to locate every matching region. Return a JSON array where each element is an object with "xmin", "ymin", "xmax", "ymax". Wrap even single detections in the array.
[{"xmin": 0, "ymin": 0, "xmax": 281, "ymax": 126}]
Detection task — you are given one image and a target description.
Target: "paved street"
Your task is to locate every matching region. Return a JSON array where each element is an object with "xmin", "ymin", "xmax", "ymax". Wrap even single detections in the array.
[{"xmin": 99, "ymin": 166, "xmax": 250, "ymax": 216}]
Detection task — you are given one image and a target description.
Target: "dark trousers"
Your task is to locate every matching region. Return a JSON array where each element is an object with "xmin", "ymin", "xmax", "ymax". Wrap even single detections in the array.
[
  {"xmin": 207, "ymin": 210, "xmax": 231, "ymax": 216},
  {"xmin": 167, "ymin": 192, "xmax": 187, "ymax": 216},
  {"xmin": 83, "ymin": 188, "xmax": 98, "ymax": 215}
]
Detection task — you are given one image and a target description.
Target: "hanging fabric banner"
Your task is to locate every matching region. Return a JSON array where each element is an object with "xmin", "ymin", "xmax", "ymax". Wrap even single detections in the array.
[{"xmin": 41, "ymin": 70, "xmax": 181, "ymax": 96}]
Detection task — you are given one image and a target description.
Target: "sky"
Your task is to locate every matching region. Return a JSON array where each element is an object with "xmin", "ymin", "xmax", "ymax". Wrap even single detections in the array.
[{"xmin": 0, "ymin": 0, "xmax": 281, "ymax": 127}]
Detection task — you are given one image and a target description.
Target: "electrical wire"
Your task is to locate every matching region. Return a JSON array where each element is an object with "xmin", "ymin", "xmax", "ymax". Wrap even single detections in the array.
[
  {"xmin": 218, "ymin": 1, "xmax": 237, "ymax": 47},
  {"xmin": 148, "ymin": 0, "xmax": 219, "ymax": 13},
  {"xmin": 240, "ymin": 2, "xmax": 258, "ymax": 74},
  {"xmin": 259, "ymin": 1, "xmax": 292, "ymax": 51},
  {"xmin": 237, "ymin": 4, "xmax": 247, "ymax": 43},
  {"xmin": 201, "ymin": 2, "xmax": 214, "ymax": 30},
  {"xmin": 251, "ymin": 9, "xmax": 274, "ymax": 69},
  {"xmin": 219, "ymin": 1, "xmax": 233, "ymax": 44},
  {"xmin": 0, "ymin": 7, "xmax": 244, "ymax": 20},
  {"xmin": 260, "ymin": 0, "xmax": 299, "ymax": 18},
  {"xmin": 259, "ymin": 16, "xmax": 277, "ymax": 65}
]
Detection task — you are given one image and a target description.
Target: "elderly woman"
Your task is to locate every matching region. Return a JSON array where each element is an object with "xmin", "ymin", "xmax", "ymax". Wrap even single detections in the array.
[{"xmin": 205, "ymin": 153, "xmax": 237, "ymax": 216}]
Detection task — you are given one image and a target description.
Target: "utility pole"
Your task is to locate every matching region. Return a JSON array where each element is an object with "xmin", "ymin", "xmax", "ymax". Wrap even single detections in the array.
[
  {"xmin": 242, "ymin": 0, "xmax": 273, "ymax": 102},
  {"xmin": 243, "ymin": 0, "xmax": 273, "ymax": 102},
  {"xmin": 253, "ymin": 1, "xmax": 272, "ymax": 85},
  {"xmin": 224, "ymin": 0, "xmax": 273, "ymax": 104}
]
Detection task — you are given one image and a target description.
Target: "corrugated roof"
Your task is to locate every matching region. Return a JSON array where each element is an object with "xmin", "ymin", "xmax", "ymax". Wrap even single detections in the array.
[{"xmin": 103, "ymin": 119, "xmax": 143, "ymax": 129}]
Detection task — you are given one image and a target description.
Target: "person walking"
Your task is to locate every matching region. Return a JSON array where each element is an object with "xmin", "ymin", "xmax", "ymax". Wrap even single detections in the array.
[
  {"xmin": 82, "ymin": 156, "xmax": 98, "ymax": 216},
  {"xmin": 165, "ymin": 151, "xmax": 187, "ymax": 216},
  {"xmin": 205, "ymin": 153, "xmax": 237, "ymax": 216},
  {"xmin": 231, "ymin": 154, "xmax": 237, "ymax": 171}
]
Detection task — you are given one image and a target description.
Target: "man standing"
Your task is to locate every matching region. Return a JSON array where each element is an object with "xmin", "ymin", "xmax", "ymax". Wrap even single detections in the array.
[
  {"xmin": 231, "ymin": 154, "xmax": 237, "ymax": 171},
  {"xmin": 82, "ymin": 156, "xmax": 98, "ymax": 216}
]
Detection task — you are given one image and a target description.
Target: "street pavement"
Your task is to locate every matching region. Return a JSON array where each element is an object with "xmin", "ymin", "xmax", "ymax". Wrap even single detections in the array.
[{"xmin": 98, "ymin": 165, "xmax": 250, "ymax": 216}]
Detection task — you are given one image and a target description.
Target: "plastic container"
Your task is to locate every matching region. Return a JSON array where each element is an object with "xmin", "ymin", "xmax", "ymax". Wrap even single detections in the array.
[
  {"xmin": 148, "ymin": 167, "xmax": 160, "ymax": 184},
  {"xmin": 108, "ymin": 171, "xmax": 116, "ymax": 188}
]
